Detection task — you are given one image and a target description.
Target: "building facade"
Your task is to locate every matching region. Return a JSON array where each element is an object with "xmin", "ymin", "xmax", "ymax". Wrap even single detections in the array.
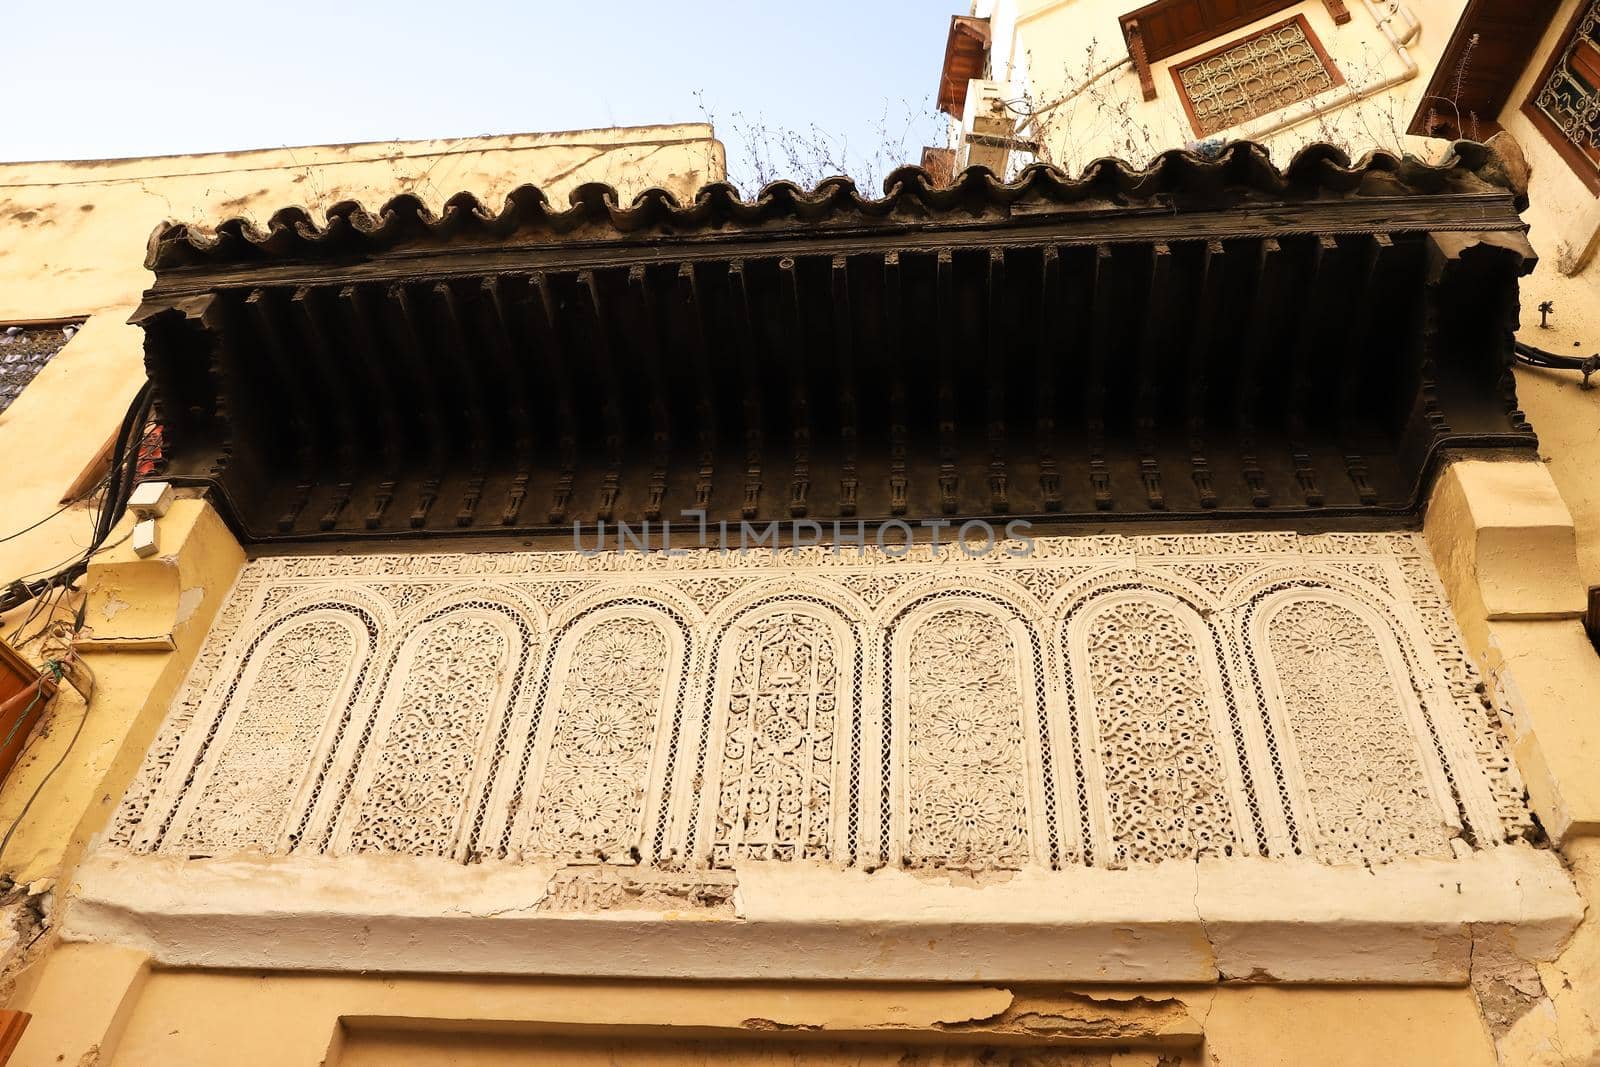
[
  {"xmin": 933, "ymin": 8, "xmax": 1600, "ymax": 1063},
  {"xmin": 0, "ymin": 13, "xmax": 1593, "ymax": 1062}
]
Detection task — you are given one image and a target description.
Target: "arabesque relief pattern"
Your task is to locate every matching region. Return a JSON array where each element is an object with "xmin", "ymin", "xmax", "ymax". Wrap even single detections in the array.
[
  {"xmin": 1265, "ymin": 599, "xmax": 1450, "ymax": 864},
  {"xmin": 1081, "ymin": 599, "xmax": 1238, "ymax": 865},
  {"xmin": 110, "ymin": 532, "xmax": 1533, "ymax": 871},
  {"xmin": 903, "ymin": 609, "xmax": 1032, "ymax": 870},
  {"xmin": 526, "ymin": 616, "xmax": 670, "ymax": 860},
  {"xmin": 344, "ymin": 616, "xmax": 512, "ymax": 857},
  {"xmin": 713, "ymin": 612, "xmax": 839, "ymax": 866},
  {"xmin": 170, "ymin": 616, "xmax": 363, "ymax": 854}
]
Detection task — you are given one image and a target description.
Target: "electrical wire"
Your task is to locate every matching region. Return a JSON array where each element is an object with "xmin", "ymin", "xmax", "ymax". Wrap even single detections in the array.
[
  {"xmin": 0, "ymin": 382, "xmax": 154, "ymax": 617},
  {"xmin": 0, "ymin": 493, "xmax": 92, "ymax": 546},
  {"xmin": 1515, "ymin": 340, "xmax": 1599, "ymax": 388},
  {"xmin": 0, "ymin": 654, "xmax": 94, "ymax": 868},
  {"xmin": 0, "ymin": 390, "xmax": 148, "ymax": 870},
  {"xmin": 0, "ymin": 686, "xmax": 47, "ymax": 755}
]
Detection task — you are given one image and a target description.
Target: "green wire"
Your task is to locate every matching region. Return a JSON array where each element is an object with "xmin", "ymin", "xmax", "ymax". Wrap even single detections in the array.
[
  {"xmin": 0, "ymin": 690, "xmax": 43, "ymax": 755},
  {"xmin": 0, "ymin": 663, "xmax": 61, "ymax": 758}
]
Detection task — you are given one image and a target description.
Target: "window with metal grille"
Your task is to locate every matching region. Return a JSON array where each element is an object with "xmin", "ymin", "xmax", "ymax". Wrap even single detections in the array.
[
  {"xmin": 1524, "ymin": 0, "xmax": 1600, "ymax": 193},
  {"xmin": 0, "ymin": 321, "xmax": 82, "ymax": 415},
  {"xmin": 1171, "ymin": 14, "xmax": 1342, "ymax": 137}
]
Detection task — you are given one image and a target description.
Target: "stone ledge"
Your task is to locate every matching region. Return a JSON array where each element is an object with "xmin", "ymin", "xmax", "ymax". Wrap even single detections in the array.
[
  {"xmin": 1424, "ymin": 458, "xmax": 1585, "ymax": 632},
  {"xmin": 61, "ymin": 847, "xmax": 1579, "ymax": 985}
]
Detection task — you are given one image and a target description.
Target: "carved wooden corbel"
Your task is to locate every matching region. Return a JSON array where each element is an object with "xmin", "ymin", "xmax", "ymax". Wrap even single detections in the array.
[{"xmin": 1127, "ymin": 20, "xmax": 1157, "ymax": 102}]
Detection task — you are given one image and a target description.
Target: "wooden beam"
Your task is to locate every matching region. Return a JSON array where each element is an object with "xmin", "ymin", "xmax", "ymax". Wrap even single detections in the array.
[
  {"xmin": 727, "ymin": 260, "xmax": 764, "ymax": 520},
  {"xmin": 1323, "ymin": 0, "xmax": 1352, "ymax": 24},
  {"xmin": 0, "ymin": 1009, "xmax": 29, "ymax": 1064},
  {"xmin": 383, "ymin": 284, "xmax": 446, "ymax": 528},
  {"xmin": 1037, "ymin": 246, "xmax": 1062, "ymax": 511},
  {"xmin": 779, "ymin": 257, "xmax": 811, "ymax": 517},
  {"xmin": 1339, "ymin": 234, "xmax": 1388, "ymax": 505},
  {"xmin": 884, "ymin": 251, "xmax": 909, "ymax": 515},
  {"xmin": 528, "ymin": 273, "xmax": 580, "ymax": 524},
  {"xmin": 1286, "ymin": 236, "xmax": 1336, "ymax": 507},
  {"xmin": 936, "ymin": 249, "xmax": 960, "ymax": 514},
  {"xmin": 1086, "ymin": 244, "xmax": 1114, "ymax": 510},
  {"xmin": 194, "ymin": 295, "xmax": 240, "ymax": 482},
  {"xmin": 1135, "ymin": 243, "xmax": 1170, "ymax": 510},
  {"xmin": 1186, "ymin": 240, "xmax": 1224, "ymax": 508},
  {"xmin": 628, "ymin": 265, "xmax": 672, "ymax": 521},
  {"xmin": 246, "ymin": 288, "xmax": 316, "ymax": 531},
  {"xmin": 579, "ymin": 270, "xmax": 626, "ymax": 522},
  {"xmin": 987, "ymin": 249, "xmax": 1011, "ymax": 512},
  {"xmin": 337, "ymin": 285, "xmax": 404, "ymax": 528},
  {"xmin": 1127, "ymin": 20, "xmax": 1157, "ymax": 101},
  {"xmin": 292, "ymin": 287, "xmax": 359, "ymax": 530},
  {"xmin": 1237, "ymin": 238, "xmax": 1282, "ymax": 508},
  {"xmin": 831, "ymin": 256, "xmax": 860, "ymax": 516},
  {"xmin": 1399, "ymin": 235, "xmax": 1459, "ymax": 473},
  {"xmin": 431, "ymin": 281, "xmax": 490, "ymax": 526},
  {"xmin": 479, "ymin": 275, "xmax": 536, "ymax": 524},
  {"xmin": 678, "ymin": 263, "xmax": 717, "ymax": 513}
]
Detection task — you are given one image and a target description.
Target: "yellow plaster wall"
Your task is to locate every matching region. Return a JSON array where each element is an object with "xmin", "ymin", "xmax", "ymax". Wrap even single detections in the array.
[
  {"xmin": 1495, "ymin": 0, "xmax": 1600, "ymax": 594},
  {"xmin": 1498, "ymin": 0, "xmax": 1600, "ymax": 280},
  {"xmin": 0, "ymin": 124, "xmax": 724, "ymax": 624},
  {"xmin": 0, "ymin": 501, "xmax": 245, "ymax": 889},
  {"xmin": 1501, "ymin": 836, "xmax": 1600, "ymax": 1064},
  {"xmin": 0, "ymin": 125, "xmax": 726, "ymax": 1047},
  {"xmin": 1465, "ymin": 0, "xmax": 1600, "ymax": 839},
  {"xmin": 2, "ymin": 55, "xmax": 1596, "ymax": 1064},
  {"xmin": 0, "ymin": 125, "xmax": 723, "ymax": 885},
  {"xmin": 1415, "ymin": 7, "xmax": 1600, "ymax": 1040},
  {"xmin": 996, "ymin": 0, "xmax": 1471, "ymax": 171},
  {"xmin": 1484, "ymin": 89, "xmax": 1600, "ymax": 1067},
  {"xmin": 5, "ymin": 943, "xmax": 1500, "ymax": 1067}
]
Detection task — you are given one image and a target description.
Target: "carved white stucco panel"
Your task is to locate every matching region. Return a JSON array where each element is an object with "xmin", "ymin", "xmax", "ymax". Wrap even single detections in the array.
[
  {"xmin": 110, "ymin": 532, "xmax": 1535, "ymax": 871},
  {"xmin": 150, "ymin": 605, "xmax": 376, "ymax": 856},
  {"xmin": 1066, "ymin": 589, "xmax": 1250, "ymax": 867}
]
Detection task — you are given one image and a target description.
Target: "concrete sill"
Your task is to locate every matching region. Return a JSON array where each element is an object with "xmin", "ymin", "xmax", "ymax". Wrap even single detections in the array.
[{"xmin": 63, "ymin": 846, "xmax": 1579, "ymax": 984}]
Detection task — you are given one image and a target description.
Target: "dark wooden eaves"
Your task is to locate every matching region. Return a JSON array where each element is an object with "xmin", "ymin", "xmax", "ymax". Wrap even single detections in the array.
[{"xmin": 132, "ymin": 143, "xmax": 1538, "ymax": 546}]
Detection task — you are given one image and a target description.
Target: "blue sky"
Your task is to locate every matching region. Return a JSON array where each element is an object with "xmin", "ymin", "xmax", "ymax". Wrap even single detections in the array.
[{"xmin": 2, "ymin": 1, "xmax": 955, "ymax": 191}]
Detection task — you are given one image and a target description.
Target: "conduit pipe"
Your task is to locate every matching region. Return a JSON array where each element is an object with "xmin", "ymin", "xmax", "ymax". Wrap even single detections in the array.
[
  {"xmin": 1016, "ymin": 55, "xmax": 1134, "ymax": 122},
  {"xmin": 1245, "ymin": 0, "xmax": 1420, "ymax": 140}
]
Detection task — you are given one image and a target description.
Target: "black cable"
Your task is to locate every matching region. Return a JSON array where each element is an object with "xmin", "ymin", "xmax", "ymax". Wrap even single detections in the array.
[
  {"xmin": 0, "ymin": 675, "xmax": 89, "ymax": 867},
  {"xmin": 94, "ymin": 382, "xmax": 153, "ymax": 547},
  {"xmin": 0, "ymin": 382, "xmax": 155, "ymax": 616},
  {"xmin": 0, "ymin": 498, "xmax": 84, "ymax": 547},
  {"xmin": 1515, "ymin": 340, "xmax": 1598, "ymax": 388}
]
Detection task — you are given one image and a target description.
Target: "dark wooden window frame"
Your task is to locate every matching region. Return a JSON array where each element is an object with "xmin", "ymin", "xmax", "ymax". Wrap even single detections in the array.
[
  {"xmin": 1120, "ymin": 0, "xmax": 1351, "ymax": 100},
  {"xmin": 1521, "ymin": 0, "xmax": 1600, "ymax": 195},
  {"xmin": 1169, "ymin": 14, "xmax": 1345, "ymax": 137}
]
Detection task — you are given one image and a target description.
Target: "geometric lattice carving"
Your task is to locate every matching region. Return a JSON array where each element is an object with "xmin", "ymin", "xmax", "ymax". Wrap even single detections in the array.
[
  {"xmin": 526, "ymin": 616, "xmax": 669, "ymax": 861},
  {"xmin": 110, "ymin": 532, "xmax": 1533, "ymax": 873},
  {"xmin": 1528, "ymin": 0, "xmax": 1600, "ymax": 178},
  {"xmin": 1080, "ymin": 598, "xmax": 1239, "ymax": 865},
  {"xmin": 171, "ymin": 616, "xmax": 360, "ymax": 854},
  {"xmin": 902, "ymin": 608, "xmax": 1032, "ymax": 871},
  {"xmin": 0, "ymin": 322, "xmax": 79, "ymax": 415},
  {"xmin": 713, "ymin": 612, "xmax": 840, "ymax": 866},
  {"xmin": 1174, "ymin": 16, "xmax": 1341, "ymax": 137},
  {"xmin": 1263, "ymin": 597, "xmax": 1451, "ymax": 864},
  {"xmin": 344, "ymin": 616, "xmax": 511, "ymax": 857}
]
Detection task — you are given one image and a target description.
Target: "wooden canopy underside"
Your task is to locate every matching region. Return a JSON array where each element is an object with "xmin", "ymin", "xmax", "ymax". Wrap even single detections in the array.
[{"xmin": 133, "ymin": 143, "xmax": 1537, "ymax": 543}]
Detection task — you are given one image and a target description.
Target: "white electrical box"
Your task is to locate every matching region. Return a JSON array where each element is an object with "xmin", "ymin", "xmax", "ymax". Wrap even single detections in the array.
[{"xmin": 128, "ymin": 480, "xmax": 174, "ymax": 520}]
